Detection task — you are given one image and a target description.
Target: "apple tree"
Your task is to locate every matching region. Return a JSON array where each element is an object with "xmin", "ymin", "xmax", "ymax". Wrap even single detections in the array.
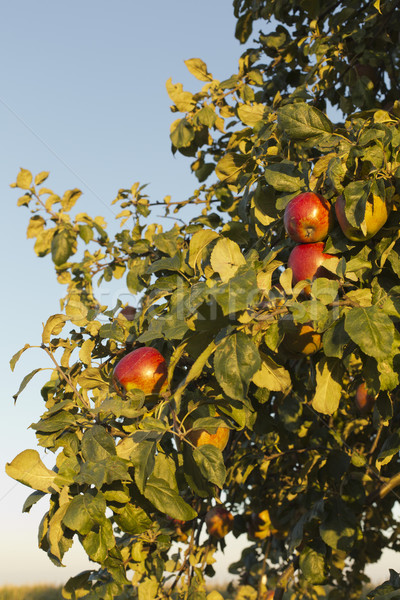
[{"xmin": 7, "ymin": 1, "xmax": 400, "ymax": 598}]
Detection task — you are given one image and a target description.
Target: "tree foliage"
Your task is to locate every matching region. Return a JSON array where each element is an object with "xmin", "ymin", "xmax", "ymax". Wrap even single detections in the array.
[{"xmin": 7, "ymin": 1, "xmax": 400, "ymax": 599}]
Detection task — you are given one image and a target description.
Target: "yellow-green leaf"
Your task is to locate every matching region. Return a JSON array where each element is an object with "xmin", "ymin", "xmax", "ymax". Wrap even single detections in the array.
[
  {"xmin": 6, "ymin": 449, "xmax": 59, "ymax": 493},
  {"xmin": 16, "ymin": 168, "xmax": 33, "ymax": 190},
  {"xmin": 184, "ymin": 58, "xmax": 213, "ymax": 82},
  {"xmin": 210, "ymin": 238, "xmax": 246, "ymax": 282}
]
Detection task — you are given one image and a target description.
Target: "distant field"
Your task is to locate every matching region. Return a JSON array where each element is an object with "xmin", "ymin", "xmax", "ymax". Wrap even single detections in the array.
[{"xmin": 0, "ymin": 586, "xmax": 63, "ymax": 600}]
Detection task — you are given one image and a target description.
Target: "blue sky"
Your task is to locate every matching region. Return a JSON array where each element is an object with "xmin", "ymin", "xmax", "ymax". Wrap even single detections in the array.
[
  {"xmin": 0, "ymin": 0, "xmax": 395, "ymax": 587},
  {"xmin": 0, "ymin": 0, "xmax": 246, "ymax": 586}
]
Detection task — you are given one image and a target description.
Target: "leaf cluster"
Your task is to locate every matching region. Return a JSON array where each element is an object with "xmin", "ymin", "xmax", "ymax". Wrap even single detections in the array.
[{"xmin": 7, "ymin": 2, "xmax": 400, "ymax": 600}]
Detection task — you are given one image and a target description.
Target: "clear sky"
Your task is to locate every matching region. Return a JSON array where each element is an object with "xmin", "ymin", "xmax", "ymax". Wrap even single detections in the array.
[{"xmin": 0, "ymin": 0, "xmax": 396, "ymax": 588}]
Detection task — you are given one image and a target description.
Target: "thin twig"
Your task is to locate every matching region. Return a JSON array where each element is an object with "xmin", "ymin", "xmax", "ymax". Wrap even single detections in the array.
[{"xmin": 41, "ymin": 343, "xmax": 92, "ymax": 412}]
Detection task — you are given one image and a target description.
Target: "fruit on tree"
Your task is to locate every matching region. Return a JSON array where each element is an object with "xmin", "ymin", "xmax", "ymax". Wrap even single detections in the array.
[
  {"xmin": 353, "ymin": 63, "xmax": 379, "ymax": 86},
  {"xmin": 205, "ymin": 506, "xmax": 234, "ymax": 539},
  {"xmin": 281, "ymin": 322, "xmax": 322, "ymax": 355},
  {"xmin": 120, "ymin": 305, "xmax": 136, "ymax": 321},
  {"xmin": 113, "ymin": 347, "xmax": 167, "ymax": 396},
  {"xmin": 288, "ymin": 242, "xmax": 335, "ymax": 294},
  {"xmin": 166, "ymin": 517, "xmax": 192, "ymax": 542},
  {"xmin": 335, "ymin": 194, "xmax": 389, "ymax": 241},
  {"xmin": 186, "ymin": 421, "xmax": 230, "ymax": 451},
  {"xmin": 247, "ymin": 509, "xmax": 273, "ymax": 540},
  {"xmin": 355, "ymin": 382, "xmax": 376, "ymax": 414},
  {"xmin": 284, "ymin": 192, "xmax": 333, "ymax": 243}
]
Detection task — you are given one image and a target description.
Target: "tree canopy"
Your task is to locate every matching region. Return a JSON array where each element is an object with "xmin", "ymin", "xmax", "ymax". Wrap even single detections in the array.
[{"xmin": 7, "ymin": 1, "xmax": 400, "ymax": 599}]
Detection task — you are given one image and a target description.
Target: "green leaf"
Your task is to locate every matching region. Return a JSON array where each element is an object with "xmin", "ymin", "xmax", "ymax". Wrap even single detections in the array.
[
  {"xmin": 319, "ymin": 500, "xmax": 356, "ymax": 551},
  {"xmin": 81, "ymin": 426, "xmax": 116, "ymax": 462},
  {"xmin": 5, "ymin": 449, "xmax": 59, "ymax": 493},
  {"xmin": 195, "ymin": 106, "xmax": 217, "ymax": 127},
  {"xmin": 130, "ymin": 440, "xmax": 157, "ymax": 493},
  {"xmin": 299, "ymin": 544, "xmax": 327, "ymax": 585},
  {"xmin": 343, "ymin": 181, "xmax": 372, "ymax": 228},
  {"xmin": 26, "ymin": 215, "xmax": 46, "ymax": 239},
  {"xmin": 188, "ymin": 229, "xmax": 219, "ymax": 272},
  {"xmin": 345, "ymin": 306, "xmax": 394, "ymax": 361},
  {"xmin": 10, "ymin": 343, "xmax": 31, "ymax": 372},
  {"xmin": 13, "ymin": 368, "xmax": 42, "ymax": 402},
  {"xmin": 264, "ymin": 161, "xmax": 303, "ymax": 193},
  {"xmin": 237, "ymin": 103, "xmax": 268, "ymax": 126},
  {"xmin": 170, "ymin": 118, "xmax": 195, "ymax": 148},
  {"xmin": 113, "ymin": 504, "xmax": 152, "ymax": 535},
  {"xmin": 376, "ymin": 432, "xmax": 400, "ymax": 468},
  {"xmin": 277, "ymin": 103, "xmax": 333, "ymax": 142},
  {"xmin": 42, "ymin": 314, "xmax": 68, "ymax": 344},
  {"xmin": 35, "ymin": 171, "xmax": 50, "ymax": 185},
  {"xmin": 22, "ymin": 490, "xmax": 46, "ymax": 513},
  {"xmin": 215, "ymin": 152, "xmax": 248, "ymax": 185},
  {"xmin": 312, "ymin": 358, "xmax": 344, "ymax": 415},
  {"xmin": 51, "ymin": 228, "xmax": 75, "ymax": 266},
  {"xmin": 16, "ymin": 168, "xmax": 33, "ymax": 189},
  {"xmin": 98, "ymin": 322, "xmax": 125, "ymax": 342},
  {"xmin": 63, "ymin": 493, "xmax": 106, "ymax": 535},
  {"xmin": 79, "ymin": 338, "xmax": 95, "ymax": 366},
  {"xmin": 47, "ymin": 503, "xmax": 72, "ymax": 564},
  {"xmin": 82, "ymin": 519, "xmax": 115, "ymax": 562},
  {"xmin": 166, "ymin": 79, "xmax": 196, "ymax": 112},
  {"xmin": 252, "ymin": 353, "xmax": 291, "ymax": 392},
  {"xmin": 61, "ymin": 189, "xmax": 82, "ymax": 211},
  {"xmin": 138, "ymin": 577, "xmax": 159, "ymax": 600},
  {"xmin": 210, "ymin": 238, "xmax": 246, "ymax": 282},
  {"xmin": 193, "ymin": 445, "xmax": 226, "ymax": 488},
  {"xmin": 143, "ymin": 475, "xmax": 197, "ymax": 521},
  {"xmin": 322, "ymin": 319, "xmax": 350, "ymax": 358},
  {"xmin": 184, "ymin": 58, "xmax": 213, "ymax": 82},
  {"xmin": 214, "ymin": 332, "xmax": 261, "ymax": 400},
  {"xmin": 212, "ymin": 264, "xmax": 258, "ymax": 316}
]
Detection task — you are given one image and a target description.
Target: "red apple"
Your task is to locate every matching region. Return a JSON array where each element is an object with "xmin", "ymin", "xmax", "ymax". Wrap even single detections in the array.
[
  {"xmin": 335, "ymin": 194, "xmax": 389, "ymax": 242},
  {"xmin": 284, "ymin": 192, "xmax": 334, "ymax": 243},
  {"xmin": 288, "ymin": 242, "xmax": 335, "ymax": 294},
  {"xmin": 120, "ymin": 305, "xmax": 136, "ymax": 321},
  {"xmin": 113, "ymin": 347, "xmax": 167, "ymax": 396},
  {"xmin": 353, "ymin": 63, "xmax": 379, "ymax": 86},
  {"xmin": 166, "ymin": 517, "xmax": 192, "ymax": 542},
  {"xmin": 355, "ymin": 382, "xmax": 376, "ymax": 414},
  {"xmin": 205, "ymin": 506, "xmax": 234, "ymax": 539}
]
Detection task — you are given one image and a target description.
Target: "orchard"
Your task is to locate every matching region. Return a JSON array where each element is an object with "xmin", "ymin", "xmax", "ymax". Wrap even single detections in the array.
[{"xmin": 6, "ymin": 1, "xmax": 400, "ymax": 599}]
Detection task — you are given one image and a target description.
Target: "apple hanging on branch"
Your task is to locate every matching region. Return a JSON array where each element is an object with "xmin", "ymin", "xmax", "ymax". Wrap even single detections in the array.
[
  {"xmin": 287, "ymin": 242, "xmax": 336, "ymax": 295},
  {"xmin": 335, "ymin": 193, "xmax": 390, "ymax": 241},
  {"xmin": 355, "ymin": 382, "xmax": 376, "ymax": 414},
  {"xmin": 205, "ymin": 505, "xmax": 234, "ymax": 539},
  {"xmin": 284, "ymin": 191, "xmax": 334, "ymax": 243},
  {"xmin": 112, "ymin": 346, "xmax": 168, "ymax": 396}
]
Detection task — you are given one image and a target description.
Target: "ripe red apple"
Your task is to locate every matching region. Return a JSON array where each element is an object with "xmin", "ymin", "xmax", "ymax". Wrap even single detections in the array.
[
  {"xmin": 205, "ymin": 506, "xmax": 234, "ymax": 539},
  {"xmin": 288, "ymin": 242, "xmax": 335, "ymax": 294},
  {"xmin": 113, "ymin": 347, "xmax": 167, "ymax": 396},
  {"xmin": 355, "ymin": 382, "xmax": 376, "ymax": 414},
  {"xmin": 120, "ymin": 305, "xmax": 136, "ymax": 321},
  {"xmin": 353, "ymin": 63, "xmax": 379, "ymax": 86},
  {"xmin": 166, "ymin": 517, "xmax": 192, "ymax": 542},
  {"xmin": 335, "ymin": 194, "xmax": 389, "ymax": 242},
  {"xmin": 284, "ymin": 192, "xmax": 334, "ymax": 243}
]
